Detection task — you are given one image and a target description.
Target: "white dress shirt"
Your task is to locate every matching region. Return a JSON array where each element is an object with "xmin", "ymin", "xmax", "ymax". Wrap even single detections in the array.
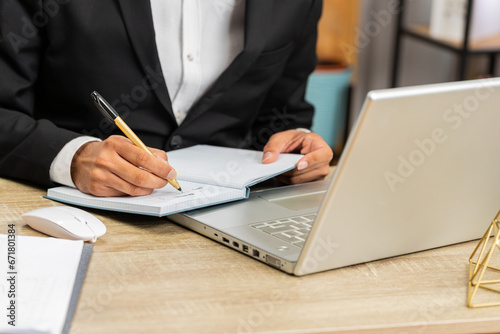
[
  {"xmin": 151, "ymin": 0, "xmax": 245, "ymax": 124},
  {"xmin": 50, "ymin": 0, "xmax": 246, "ymax": 187}
]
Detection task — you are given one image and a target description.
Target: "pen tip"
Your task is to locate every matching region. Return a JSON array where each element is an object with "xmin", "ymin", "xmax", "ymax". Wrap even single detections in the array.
[{"xmin": 178, "ymin": 187, "xmax": 183, "ymax": 193}]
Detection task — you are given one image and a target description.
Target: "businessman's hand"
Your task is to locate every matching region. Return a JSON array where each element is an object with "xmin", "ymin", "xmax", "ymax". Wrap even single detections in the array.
[
  {"xmin": 262, "ymin": 130, "xmax": 333, "ymax": 184},
  {"xmin": 71, "ymin": 135, "xmax": 176, "ymax": 197}
]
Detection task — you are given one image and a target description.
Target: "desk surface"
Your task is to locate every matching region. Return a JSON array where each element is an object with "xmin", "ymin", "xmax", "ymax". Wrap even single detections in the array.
[{"xmin": 2, "ymin": 176, "xmax": 500, "ymax": 334}]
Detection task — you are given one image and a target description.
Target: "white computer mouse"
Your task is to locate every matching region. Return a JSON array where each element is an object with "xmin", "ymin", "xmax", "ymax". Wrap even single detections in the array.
[{"xmin": 22, "ymin": 206, "xmax": 107, "ymax": 242}]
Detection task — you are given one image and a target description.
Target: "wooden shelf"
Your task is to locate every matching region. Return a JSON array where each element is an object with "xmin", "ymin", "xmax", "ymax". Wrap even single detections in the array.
[
  {"xmin": 392, "ymin": 0, "xmax": 500, "ymax": 86},
  {"xmin": 405, "ymin": 24, "xmax": 500, "ymax": 53}
]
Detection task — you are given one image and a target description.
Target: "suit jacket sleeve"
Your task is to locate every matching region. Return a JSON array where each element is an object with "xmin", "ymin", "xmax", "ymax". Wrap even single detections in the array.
[
  {"xmin": 0, "ymin": 1, "xmax": 81, "ymax": 187},
  {"xmin": 250, "ymin": 0, "xmax": 322, "ymax": 149}
]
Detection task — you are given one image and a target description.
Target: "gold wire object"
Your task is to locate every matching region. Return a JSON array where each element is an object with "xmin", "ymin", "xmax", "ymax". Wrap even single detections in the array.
[{"xmin": 468, "ymin": 210, "xmax": 500, "ymax": 308}]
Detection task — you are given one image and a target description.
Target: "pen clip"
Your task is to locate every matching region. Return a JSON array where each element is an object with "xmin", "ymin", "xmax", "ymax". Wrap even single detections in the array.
[{"xmin": 91, "ymin": 91, "xmax": 119, "ymax": 122}]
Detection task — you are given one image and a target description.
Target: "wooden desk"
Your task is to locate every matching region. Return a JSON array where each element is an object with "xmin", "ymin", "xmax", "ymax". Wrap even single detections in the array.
[{"xmin": 2, "ymin": 177, "xmax": 500, "ymax": 334}]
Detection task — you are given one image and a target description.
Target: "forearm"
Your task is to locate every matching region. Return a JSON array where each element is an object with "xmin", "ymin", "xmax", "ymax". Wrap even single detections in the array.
[
  {"xmin": 0, "ymin": 1, "xmax": 82, "ymax": 186},
  {"xmin": 251, "ymin": 0, "xmax": 322, "ymax": 148},
  {"xmin": 0, "ymin": 109, "xmax": 84, "ymax": 186}
]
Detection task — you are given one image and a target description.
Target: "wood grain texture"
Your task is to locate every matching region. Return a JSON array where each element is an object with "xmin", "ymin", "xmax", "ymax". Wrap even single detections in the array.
[
  {"xmin": 1, "ymin": 176, "xmax": 500, "ymax": 334},
  {"xmin": 317, "ymin": 0, "xmax": 360, "ymax": 66}
]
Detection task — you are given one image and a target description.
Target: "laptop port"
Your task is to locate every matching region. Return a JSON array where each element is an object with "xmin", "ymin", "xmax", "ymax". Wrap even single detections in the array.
[
  {"xmin": 222, "ymin": 237, "xmax": 229, "ymax": 243},
  {"xmin": 232, "ymin": 241, "xmax": 239, "ymax": 248},
  {"xmin": 242, "ymin": 245, "xmax": 249, "ymax": 253},
  {"xmin": 266, "ymin": 255, "xmax": 281, "ymax": 268},
  {"xmin": 252, "ymin": 249, "xmax": 260, "ymax": 258}
]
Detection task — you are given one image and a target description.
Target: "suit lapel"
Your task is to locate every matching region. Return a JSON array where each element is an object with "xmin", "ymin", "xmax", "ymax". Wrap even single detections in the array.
[
  {"xmin": 116, "ymin": 0, "xmax": 273, "ymax": 128},
  {"xmin": 180, "ymin": 0, "xmax": 274, "ymax": 128},
  {"xmin": 116, "ymin": 0, "xmax": 176, "ymax": 123}
]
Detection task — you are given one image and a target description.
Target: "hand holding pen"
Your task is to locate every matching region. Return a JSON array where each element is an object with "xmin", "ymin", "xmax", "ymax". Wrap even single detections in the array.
[
  {"xmin": 69, "ymin": 92, "xmax": 182, "ymax": 197},
  {"xmin": 91, "ymin": 91, "xmax": 181, "ymax": 192}
]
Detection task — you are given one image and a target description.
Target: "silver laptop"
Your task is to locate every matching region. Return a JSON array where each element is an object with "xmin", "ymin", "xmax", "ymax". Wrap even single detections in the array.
[{"xmin": 170, "ymin": 78, "xmax": 500, "ymax": 276}]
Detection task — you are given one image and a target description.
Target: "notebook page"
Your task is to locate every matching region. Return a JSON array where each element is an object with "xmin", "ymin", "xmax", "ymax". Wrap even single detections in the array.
[
  {"xmin": 0, "ymin": 235, "xmax": 83, "ymax": 334},
  {"xmin": 168, "ymin": 145, "xmax": 303, "ymax": 188},
  {"xmin": 46, "ymin": 180, "xmax": 246, "ymax": 216}
]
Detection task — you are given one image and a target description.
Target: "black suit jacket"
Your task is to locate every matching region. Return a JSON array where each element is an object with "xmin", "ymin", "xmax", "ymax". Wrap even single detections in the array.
[{"xmin": 0, "ymin": 0, "xmax": 321, "ymax": 186}]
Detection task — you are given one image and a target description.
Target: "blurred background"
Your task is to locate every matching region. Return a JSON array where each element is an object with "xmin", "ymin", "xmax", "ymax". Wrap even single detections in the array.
[{"xmin": 309, "ymin": 0, "xmax": 500, "ymax": 157}]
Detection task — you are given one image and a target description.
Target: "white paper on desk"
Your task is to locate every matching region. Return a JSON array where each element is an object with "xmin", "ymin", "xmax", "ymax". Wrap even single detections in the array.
[{"xmin": 0, "ymin": 235, "xmax": 83, "ymax": 334}]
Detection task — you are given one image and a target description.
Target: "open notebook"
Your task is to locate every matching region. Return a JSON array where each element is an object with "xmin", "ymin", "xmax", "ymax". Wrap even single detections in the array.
[{"xmin": 46, "ymin": 145, "xmax": 303, "ymax": 216}]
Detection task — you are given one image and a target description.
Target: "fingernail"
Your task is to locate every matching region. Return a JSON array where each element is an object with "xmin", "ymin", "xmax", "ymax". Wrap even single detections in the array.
[
  {"xmin": 297, "ymin": 161, "xmax": 308, "ymax": 170},
  {"xmin": 167, "ymin": 169, "xmax": 177, "ymax": 179},
  {"xmin": 263, "ymin": 152, "xmax": 274, "ymax": 161}
]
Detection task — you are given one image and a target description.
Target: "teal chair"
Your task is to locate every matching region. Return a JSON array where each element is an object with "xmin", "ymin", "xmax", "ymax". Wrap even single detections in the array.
[{"xmin": 305, "ymin": 67, "xmax": 351, "ymax": 148}]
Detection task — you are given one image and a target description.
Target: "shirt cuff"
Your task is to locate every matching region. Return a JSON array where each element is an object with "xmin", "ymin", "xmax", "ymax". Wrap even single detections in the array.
[
  {"xmin": 296, "ymin": 128, "xmax": 312, "ymax": 133},
  {"xmin": 49, "ymin": 136, "xmax": 102, "ymax": 188}
]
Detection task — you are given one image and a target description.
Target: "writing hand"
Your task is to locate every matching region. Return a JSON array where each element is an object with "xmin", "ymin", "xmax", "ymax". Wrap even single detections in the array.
[
  {"xmin": 262, "ymin": 130, "xmax": 333, "ymax": 184},
  {"xmin": 71, "ymin": 135, "xmax": 176, "ymax": 196}
]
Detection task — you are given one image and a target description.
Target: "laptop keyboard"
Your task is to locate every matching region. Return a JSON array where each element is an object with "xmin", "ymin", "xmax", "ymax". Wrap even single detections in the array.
[{"xmin": 250, "ymin": 214, "xmax": 317, "ymax": 248}]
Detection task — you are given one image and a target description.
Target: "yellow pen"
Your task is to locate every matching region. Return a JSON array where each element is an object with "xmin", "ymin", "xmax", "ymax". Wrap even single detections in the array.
[{"xmin": 91, "ymin": 91, "xmax": 182, "ymax": 192}]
